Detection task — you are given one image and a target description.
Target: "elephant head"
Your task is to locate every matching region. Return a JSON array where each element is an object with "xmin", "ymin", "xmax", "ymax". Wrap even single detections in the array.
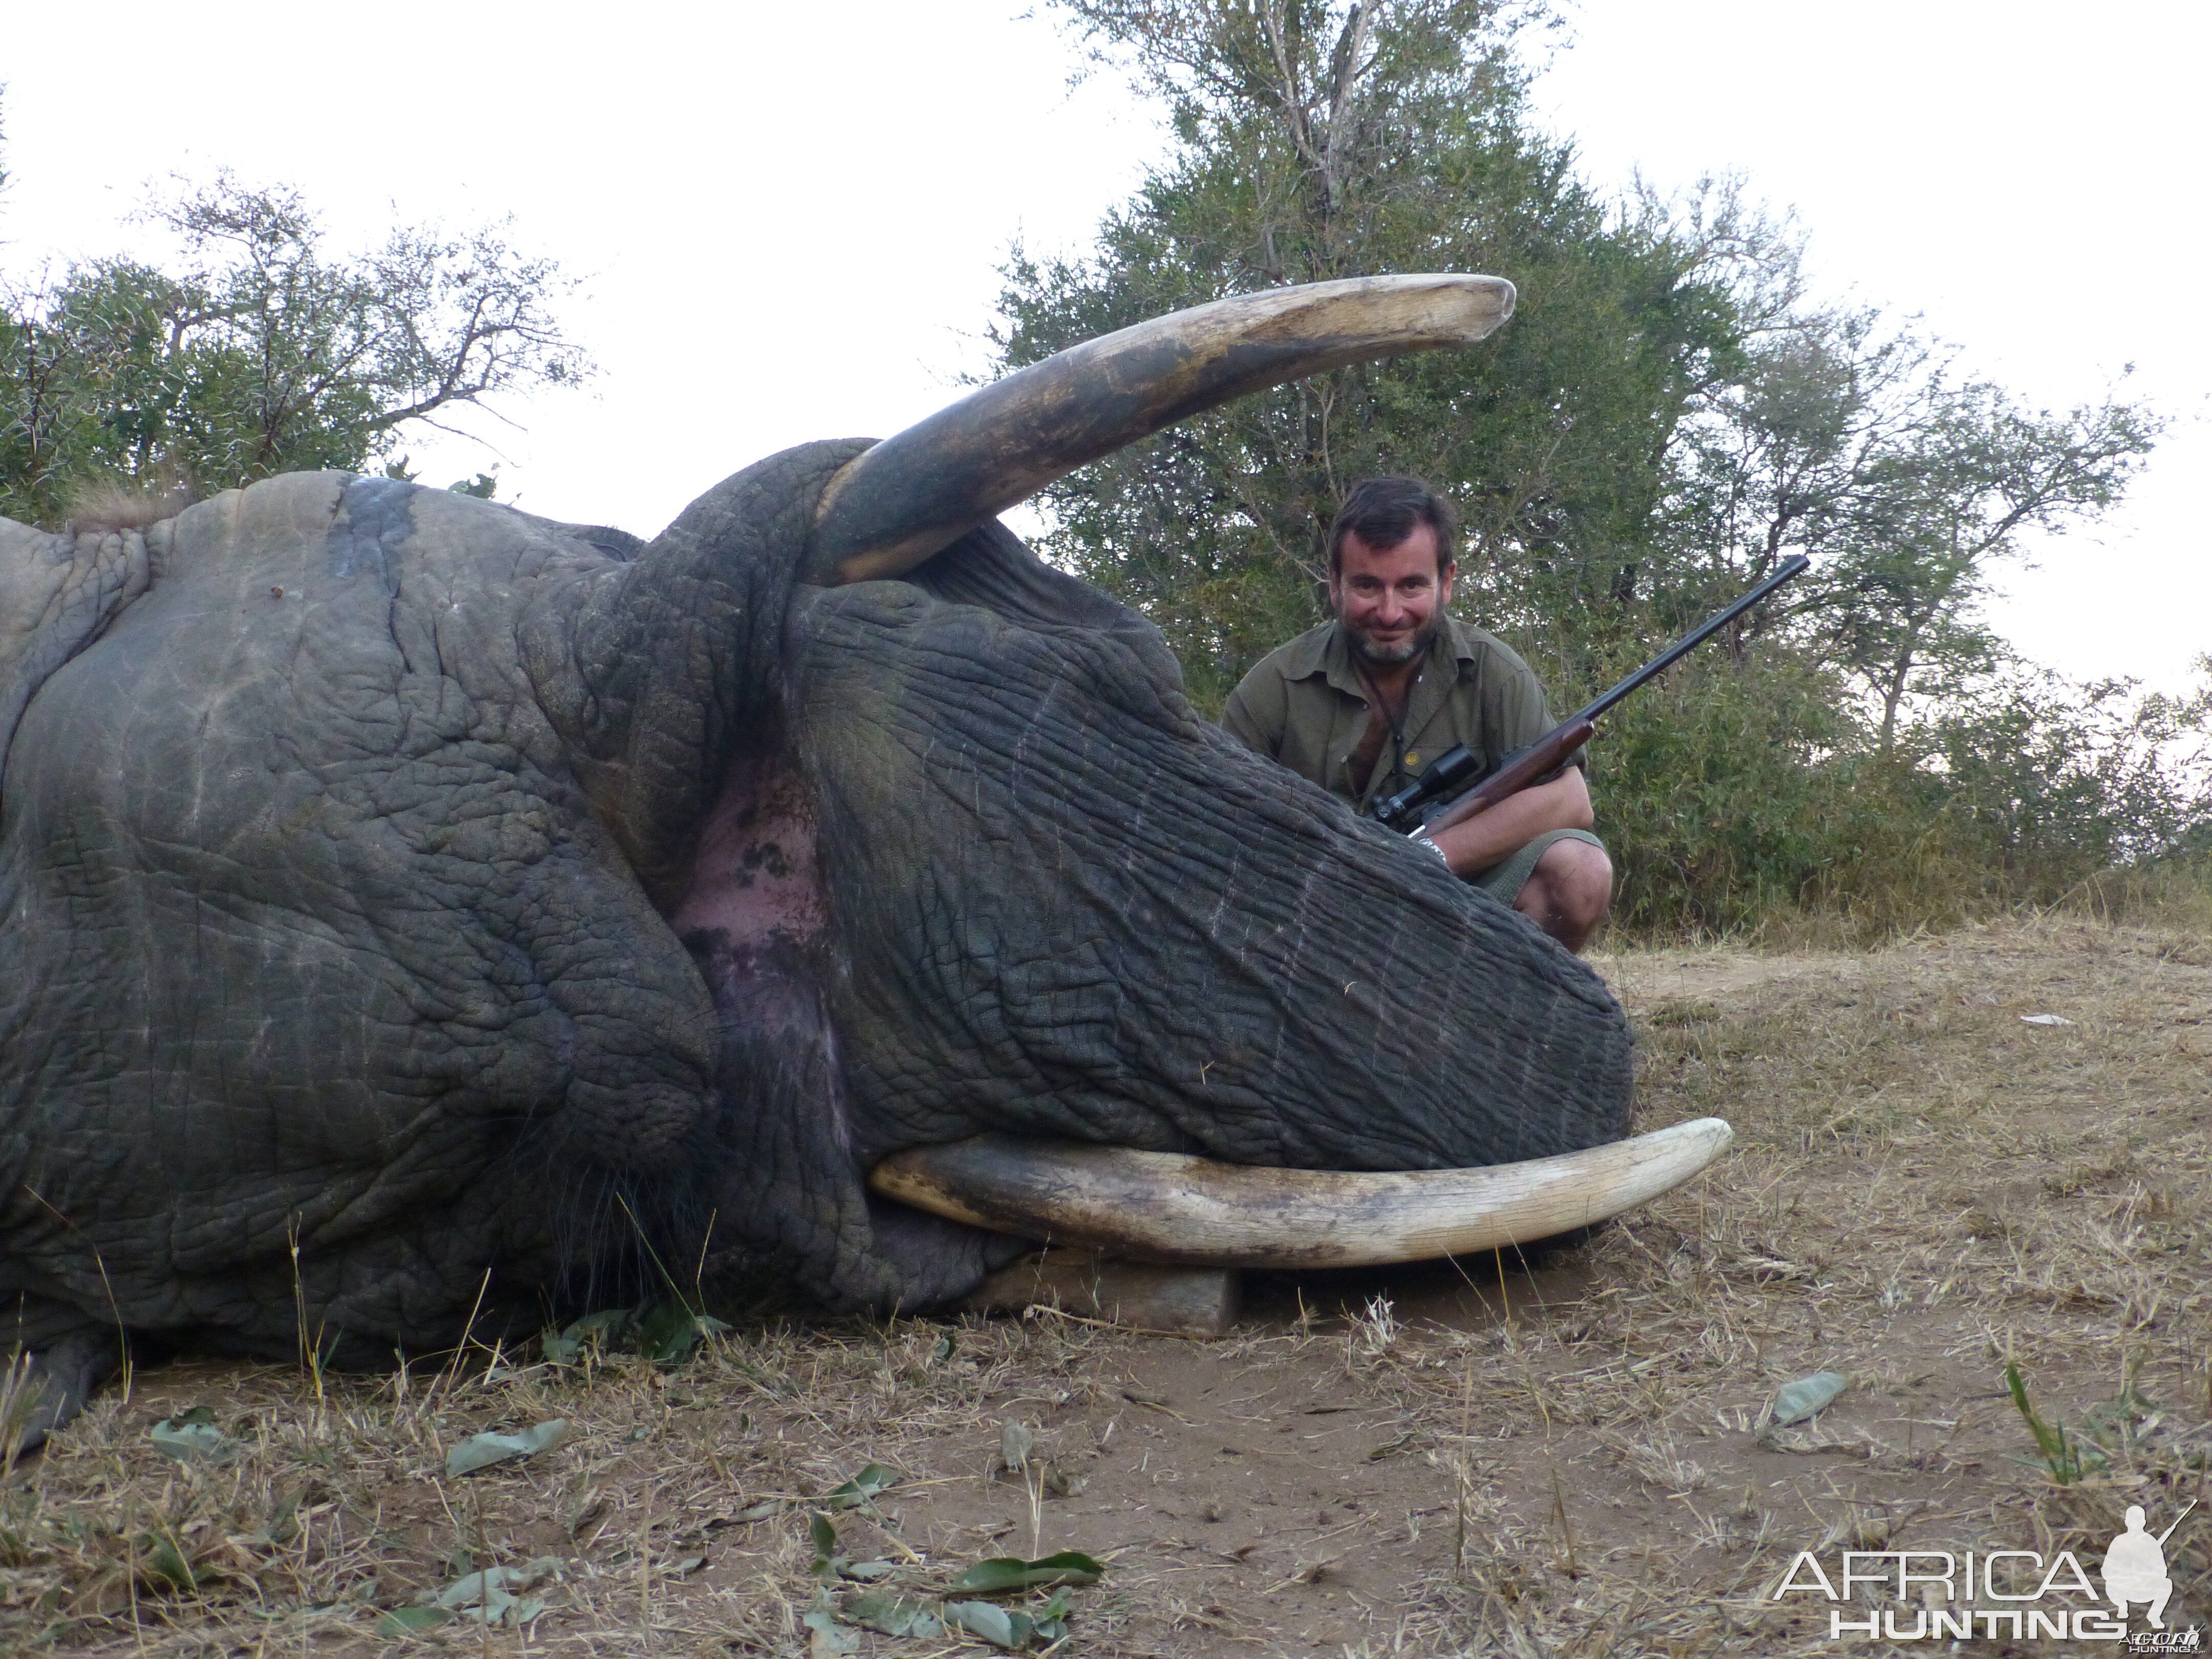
[{"xmin": 0, "ymin": 276, "xmax": 1634, "ymax": 1430}]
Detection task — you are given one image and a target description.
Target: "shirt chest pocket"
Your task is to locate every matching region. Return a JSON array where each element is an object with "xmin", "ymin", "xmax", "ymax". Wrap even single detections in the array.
[{"xmin": 1402, "ymin": 709, "xmax": 1488, "ymax": 782}]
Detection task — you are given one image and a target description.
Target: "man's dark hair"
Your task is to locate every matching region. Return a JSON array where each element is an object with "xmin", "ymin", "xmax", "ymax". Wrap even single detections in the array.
[{"xmin": 1326, "ymin": 476, "xmax": 1459, "ymax": 577}]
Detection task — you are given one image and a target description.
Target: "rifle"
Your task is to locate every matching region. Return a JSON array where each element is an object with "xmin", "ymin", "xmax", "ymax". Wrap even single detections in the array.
[
  {"xmin": 2156, "ymin": 1501, "xmax": 2196, "ymax": 1548},
  {"xmin": 1370, "ymin": 554, "xmax": 1812, "ymax": 838}
]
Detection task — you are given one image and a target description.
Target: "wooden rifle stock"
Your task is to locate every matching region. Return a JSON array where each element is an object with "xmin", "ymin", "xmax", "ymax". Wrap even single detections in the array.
[{"xmin": 1418, "ymin": 717, "xmax": 1595, "ymax": 840}]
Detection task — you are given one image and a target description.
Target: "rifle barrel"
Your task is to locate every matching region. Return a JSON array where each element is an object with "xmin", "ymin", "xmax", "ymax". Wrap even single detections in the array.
[
  {"xmin": 2156, "ymin": 1500, "xmax": 2197, "ymax": 1547},
  {"xmin": 1376, "ymin": 553, "xmax": 1813, "ymax": 838},
  {"xmin": 1566, "ymin": 554, "xmax": 1811, "ymax": 728}
]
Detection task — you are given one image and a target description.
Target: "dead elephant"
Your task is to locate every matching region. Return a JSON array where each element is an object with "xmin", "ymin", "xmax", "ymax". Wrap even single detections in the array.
[{"xmin": 0, "ymin": 277, "xmax": 1647, "ymax": 1439}]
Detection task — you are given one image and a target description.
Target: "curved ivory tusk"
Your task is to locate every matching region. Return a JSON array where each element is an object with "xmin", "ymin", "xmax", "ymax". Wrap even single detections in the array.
[
  {"xmin": 806, "ymin": 273, "xmax": 1515, "ymax": 586},
  {"xmin": 867, "ymin": 1118, "xmax": 1732, "ymax": 1270}
]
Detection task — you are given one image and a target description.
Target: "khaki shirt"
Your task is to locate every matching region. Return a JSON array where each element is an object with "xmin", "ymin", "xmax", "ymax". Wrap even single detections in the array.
[{"xmin": 1220, "ymin": 615, "xmax": 1580, "ymax": 813}]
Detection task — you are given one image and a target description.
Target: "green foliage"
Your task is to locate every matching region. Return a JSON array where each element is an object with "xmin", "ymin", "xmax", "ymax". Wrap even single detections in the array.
[
  {"xmin": 2006, "ymin": 1359, "xmax": 2095, "ymax": 1484},
  {"xmin": 1590, "ymin": 649, "xmax": 1857, "ymax": 935},
  {"xmin": 1001, "ymin": 2, "xmax": 2197, "ymax": 931},
  {"xmin": 1669, "ymin": 310, "xmax": 2160, "ymax": 747},
  {"xmin": 0, "ymin": 166, "xmax": 586, "ymax": 528},
  {"xmin": 805, "ymin": 1511, "xmax": 1100, "ymax": 1648},
  {"xmin": 822, "ymin": 1461, "xmax": 900, "ymax": 1512},
  {"xmin": 2001, "ymin": 1358, "xmax": 2174, "ymax": 1487},
  {"xmin": 537, "ymin": 1301, "xmax": 732, "ymax": 1369},
  {"xmin": 998, "ymin": 0, "xmax": 1738, "ymax": 708},
  {"xmin": 1593, "ymin": 649, "xmax": 2212, "ymax": 939},
  {"xmin": 443, "ymin": 1418, "xmax": 566, "ymax": 1477},
  {"xmin": 950, "ymin": 1550, "xmax": 1105, "ymax": 1591},
  {"xmin": 1940, "ymin": 666, "xmax": 2210, "ymax": 863}
]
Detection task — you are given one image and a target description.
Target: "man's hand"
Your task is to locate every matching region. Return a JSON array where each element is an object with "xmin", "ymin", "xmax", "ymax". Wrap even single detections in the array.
[{"xmin": 1423, "ymin": 769, "xmax": 1594, "ymax": 875}]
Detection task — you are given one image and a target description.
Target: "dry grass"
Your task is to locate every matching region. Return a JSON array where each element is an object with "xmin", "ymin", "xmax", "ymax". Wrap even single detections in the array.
[
  {"xmin": 63, "ymin": 480, "xmax": 193, "ymax": 536},
  {"xmin": 6, "ymin": 911, "xmax": 2210, "ymax": 1655}
]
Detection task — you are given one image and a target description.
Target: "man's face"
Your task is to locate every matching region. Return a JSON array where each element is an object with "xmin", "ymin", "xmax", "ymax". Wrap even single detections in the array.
[{"xmin": 1329, "ymin": 523, "xmax": 1455, "ymax": 667}]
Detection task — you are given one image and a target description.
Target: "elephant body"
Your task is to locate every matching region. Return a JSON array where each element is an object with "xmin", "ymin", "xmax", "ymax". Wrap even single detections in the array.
[{"xmin": 0, "ymin": 281, "xmax": 1633, "ymax": 1416}]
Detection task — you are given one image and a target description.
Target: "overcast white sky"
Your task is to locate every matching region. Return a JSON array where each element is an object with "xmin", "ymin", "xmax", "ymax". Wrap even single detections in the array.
[{"xmin": 4, "ymin": 1, "xmax": 2203, "ymax": 693}]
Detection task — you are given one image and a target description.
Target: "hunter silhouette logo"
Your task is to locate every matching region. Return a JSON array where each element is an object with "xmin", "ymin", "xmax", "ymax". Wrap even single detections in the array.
[
  {"xmin": 2105, "ymin": 1502, "xmax": 2192, "ymax": 1629},
  {"xmin": 1773, "ymin": 1499, "xmax": 2201, "ymax": 1642}
]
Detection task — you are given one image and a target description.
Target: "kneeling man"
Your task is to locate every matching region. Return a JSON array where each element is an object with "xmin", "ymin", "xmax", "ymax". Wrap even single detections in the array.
[
  {"xmin": 2101, "ymin": 1505, "xmax": 2174, "ymax": 1628},
  {"xmin": 1222, "ymin": 477, "xmax": 1613, "ymax": 951}
]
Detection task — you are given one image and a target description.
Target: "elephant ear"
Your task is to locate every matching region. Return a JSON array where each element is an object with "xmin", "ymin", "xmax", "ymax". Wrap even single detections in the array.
[
  {"xmin": 0, "ymin": 517, "xmax": 158, "ymax": 797},
  {"xmin": 903, "ymin": 519, "xmax": 1148, "ymax": 637},
  {"xmin": 862, "ymin": 516, "xmax": 1207, "ymax": 744},
  {"xmin": 512, "ymin": 512, "xmax": 647, "ymax": 564}
]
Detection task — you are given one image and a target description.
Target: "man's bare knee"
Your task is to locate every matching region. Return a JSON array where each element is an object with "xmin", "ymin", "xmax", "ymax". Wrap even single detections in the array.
[
  {"xmin": 1515, "ymin": 840, "xmax": 1613, "ymax": 951},
  {"xmin": 1545, "ymin": 841, "xmax": 1614, "ymax": 927}
]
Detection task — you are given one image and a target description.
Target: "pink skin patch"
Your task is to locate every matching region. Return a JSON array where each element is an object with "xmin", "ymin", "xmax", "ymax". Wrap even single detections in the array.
[
  {"xmin": 666, "ymin": 752, "xmax": 827, "ymax": 946},
  {"xmin": 666, "ymin": 749, "xmax": 852, "ymax": 1158}
]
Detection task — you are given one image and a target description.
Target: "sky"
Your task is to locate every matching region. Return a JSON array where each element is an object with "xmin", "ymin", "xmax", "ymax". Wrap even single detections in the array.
[{"xmin": 2, "ymin": 1, "xmax": 2203, "ymax": 694}]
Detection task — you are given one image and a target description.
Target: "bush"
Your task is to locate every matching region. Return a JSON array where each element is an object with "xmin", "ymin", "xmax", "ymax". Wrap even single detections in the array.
[
  {"xmin": 1588, "ymin": 650, "xmax": 1857, "ymax": 936},
  {"xmin": 1582, "ymin": 652, "xmax": 2212, "ymax": 943}
]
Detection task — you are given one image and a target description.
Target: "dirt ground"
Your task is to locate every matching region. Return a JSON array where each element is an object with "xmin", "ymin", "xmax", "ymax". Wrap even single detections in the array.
[{"xmin": 5, "ymin": 914, "xmax": 2210, "ymax": 1656}]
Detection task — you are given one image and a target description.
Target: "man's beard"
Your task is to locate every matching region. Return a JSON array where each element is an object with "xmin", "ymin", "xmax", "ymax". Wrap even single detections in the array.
[{"xmin": 1345, "ymin": 615, "xmax": 1439, "ymax": 667}]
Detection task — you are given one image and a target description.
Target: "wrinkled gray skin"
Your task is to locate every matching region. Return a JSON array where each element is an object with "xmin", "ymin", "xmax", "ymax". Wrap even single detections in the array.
[{"xmin": 0, "ymin": 439, "xmax": 1630, "ymax": 1433}]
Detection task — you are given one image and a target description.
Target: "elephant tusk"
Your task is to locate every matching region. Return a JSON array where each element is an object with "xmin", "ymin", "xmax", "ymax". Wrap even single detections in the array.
[
  {"xmin": 805, "ymin": 273, "xmax": 1516, "ymax": 587},
  {"xmin": 866, "ymin": 1117, "xmax": 1732, "ymax": 1270}
]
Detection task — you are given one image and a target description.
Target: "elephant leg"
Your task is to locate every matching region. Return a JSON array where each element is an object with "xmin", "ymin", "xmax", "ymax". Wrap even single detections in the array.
[{"xmin": 5, "ymin": 1318, "xmax": 125, "ymax": 1453}]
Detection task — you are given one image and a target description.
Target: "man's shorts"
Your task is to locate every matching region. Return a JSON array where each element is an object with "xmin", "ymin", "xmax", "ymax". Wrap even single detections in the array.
[{"xmin": 1468, "ymin": 827, "xmax": 1607, "ymax": 904}]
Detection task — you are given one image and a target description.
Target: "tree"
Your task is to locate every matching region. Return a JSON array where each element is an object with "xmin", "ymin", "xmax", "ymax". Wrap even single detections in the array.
[
  {"xmin": 998, "ymin": 4, "xmax": 2159, "ymax": 728},
  {"xmin": 1663, "ymin": 306, "xmax": 2158, "ymax": 745},
  {"xmin": 0, "ymin": 171, "xmax": 589, "ymax": 527},
  {"xmin": 992, "ymin": 3, "xmax": 2200, "ymax": 932},
  {"xmin": 994, "ymin": 0, "xmax": 1743, "ymax": 707}
]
